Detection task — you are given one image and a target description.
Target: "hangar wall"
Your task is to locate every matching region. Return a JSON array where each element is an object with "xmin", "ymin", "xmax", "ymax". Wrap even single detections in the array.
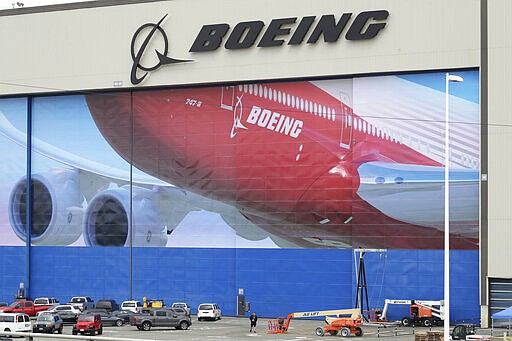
[
  {"xmin": 0, "ymin": 247, "xmax": 480, "ymax": 321},
  {"xmin": 0, "ymin": 0, "xmax": 479, "ymax": 95},
  {"xmin": 0, "ymin": 0, "xmax": 498, "ymax": 324},
  {"xmin": 487, "ymin": 0, "xmax": 512, "ymax": 278}
]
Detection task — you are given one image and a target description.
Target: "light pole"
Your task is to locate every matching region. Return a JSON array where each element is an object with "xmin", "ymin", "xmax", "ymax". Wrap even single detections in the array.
[{"xmin": 444, "ymin": 72, "xmax": 463, "ymax": 340}]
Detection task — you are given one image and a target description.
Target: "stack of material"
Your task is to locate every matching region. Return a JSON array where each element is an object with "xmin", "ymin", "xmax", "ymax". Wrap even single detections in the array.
[{"xmin": 414, "ymin": 331, "xmax": 444, "ymax": 341}]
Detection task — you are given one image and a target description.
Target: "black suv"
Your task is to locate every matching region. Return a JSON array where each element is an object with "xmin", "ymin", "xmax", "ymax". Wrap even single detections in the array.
[{"xmin": 95, "ymin": 300, "xmax": 119, "ymax": 313}]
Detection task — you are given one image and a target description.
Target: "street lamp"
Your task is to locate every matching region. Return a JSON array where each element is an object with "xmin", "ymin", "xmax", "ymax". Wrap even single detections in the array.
[{"xmin": 444, "ymin": 72, "xmax": 463, "ymax": 340}]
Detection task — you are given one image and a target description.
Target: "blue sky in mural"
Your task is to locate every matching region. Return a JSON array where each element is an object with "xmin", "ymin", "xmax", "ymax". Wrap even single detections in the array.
[{"xmin": 399, "ymin": 70, "xmax": 479, "ymax": 104}]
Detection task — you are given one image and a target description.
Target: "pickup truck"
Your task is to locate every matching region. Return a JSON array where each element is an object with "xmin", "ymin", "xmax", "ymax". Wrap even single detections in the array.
[
  {"xmin": 130, "ymin": 308, "xmax": 191, "ymax": 331},
  {"xmin": 0, "ymin": 300, "xmax": 53, "ymax": 316}
]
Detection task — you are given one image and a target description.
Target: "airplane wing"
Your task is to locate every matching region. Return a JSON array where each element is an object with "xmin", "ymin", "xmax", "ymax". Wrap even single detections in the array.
[
  {"xmin": 0, "ymin": 110, "xmax": 280, "ymax": 247},
  {"xmin": 357, "ymin": 161, "xmax": 479, "ymax": 237}
]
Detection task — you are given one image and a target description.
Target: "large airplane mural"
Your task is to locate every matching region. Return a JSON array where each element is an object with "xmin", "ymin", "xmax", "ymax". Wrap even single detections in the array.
[{"xmin": 0, "ymin": 72, "xmax": 480, "ymax": 249}]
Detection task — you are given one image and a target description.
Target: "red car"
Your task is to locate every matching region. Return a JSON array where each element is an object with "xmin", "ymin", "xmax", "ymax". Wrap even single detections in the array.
[{"xmin": 72, "ymin": 313, "xmax": 102, "ymax": 335}]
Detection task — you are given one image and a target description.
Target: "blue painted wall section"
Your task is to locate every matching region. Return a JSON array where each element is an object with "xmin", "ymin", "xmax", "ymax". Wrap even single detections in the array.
[{"xmin": 0, "ymin": 247, "xmax": 479, "ymax": 323}]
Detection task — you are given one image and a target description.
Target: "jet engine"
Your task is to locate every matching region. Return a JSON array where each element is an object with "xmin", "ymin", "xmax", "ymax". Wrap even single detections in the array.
[
  {"xmin": 8, "ymin": 168, "xmax": 84, "ymax": 245},
  {"xmin": 83, "ymin": 186, "xmax": 167, "ymax": 247}
]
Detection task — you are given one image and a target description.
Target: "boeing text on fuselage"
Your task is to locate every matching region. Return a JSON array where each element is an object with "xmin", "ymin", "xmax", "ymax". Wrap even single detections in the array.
[{"xmin": 246, "ymin": 105, "xmax": 303, "ymax": 138}]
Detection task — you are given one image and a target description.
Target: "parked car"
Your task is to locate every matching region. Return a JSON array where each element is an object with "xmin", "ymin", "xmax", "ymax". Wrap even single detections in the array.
[
  {"xmin": 0, "ymin": 300, "xmax": 53, "ymax": 316},
  {"xmin": 0, "ymin": 313, "xmax": 31, "ymax": 333},
  {"xmin": 121, "ymin": 300, "xmax": 143, "ymax": 313},
  {"xmin": 33, "ymin": 297, "xmax": 59, "ymax": 306},
  {"xmin": 95, "ymin": 300, "xmax": 119, "ymax": 313},
  {"xmin": 130, "ymin": 308, "xmax": 191, "ymax": 331},
  {"xmin": 38, "ymin": 304, "xmax": 81, "ymax": 322},
  {"xmin": 0, "ymin": 303, "xmax": 7, "ymax": 308},
  {"xmin": 68, "ymin": 297, "xmax": 94, "ymax": 311},
  {"xmin": 111, "ymin": 310, "xmax": 139, "ymax": 324},
  {"xmin": 197, "ymin": 303, "xmax": 221, "ymax": 321},
  {"xmin": 171, "ymin": 302, "xmax": 191, "ymax": 316},
  {"xmin": 72, "ymin": 313, "xmax": 102, "ymax": 336},
  {"xmin": 32, "ymin": 313, "xmax": 63, "ymax": 334},
  {"xmin": 84, "ymin": 309, "xmax": 124, "ymax": 327}
]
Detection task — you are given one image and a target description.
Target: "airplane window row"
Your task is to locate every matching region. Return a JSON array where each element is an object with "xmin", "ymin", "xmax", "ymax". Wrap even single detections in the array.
[
  {"xmin": 240, "ymin": 84, "xmax": 337, "ymax": 122},
  {"xmin": 351, "ymin": 114, "xmax": 399, "ymax": 144}
]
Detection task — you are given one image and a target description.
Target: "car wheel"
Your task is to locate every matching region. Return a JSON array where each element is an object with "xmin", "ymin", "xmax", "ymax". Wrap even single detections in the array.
[
  {"xmin": 72, "ymin": 329, "xmax": 77, "ymax": 335},
  {"xmin": 423, "ymin": 318, "xmax": 432, "ymax": 327},
  {"xmin": 341, "ymin": 327, "xmax": 350, "ymax": 337},
  {"xmin": 98, "ymin": 326, "xmax": 103, "ymax": 335},
  {"xmin": 142, "ymin": 321, "xmax": 151, "ymax": 331},
  {"xmin": 116, "ymin": 319, "xmax": 123, "ymax": 327},
  {"xmin": 401, "ymin": 317, "xmax": 411, "ymax": 326},
  {"xmin": 355, "ymin": 327, "xmax": 363, "ymax": 337},
  {"xmin": 198, "ymin": 317, "xmax": 202, "ymax": 321},
  {"xmin": 315, "ymin": 327, "xmax": 325, "ymax": 336},
  {"xmin": 179, "ymin": 321, "xmax": 189, "ymax": 330}
]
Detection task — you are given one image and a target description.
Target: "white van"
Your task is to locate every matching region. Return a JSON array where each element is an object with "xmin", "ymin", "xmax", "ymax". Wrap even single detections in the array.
[
  {"xmin": 0, "ymin": 313, "xmax": 31, "ymax": 333},
  {"xmin": 120, "ymin": 300, "xmax": 143, "ymax": 313},
  {"xmin": 197, "ymin": 303, "xmax": 222, "ymax": 321}
]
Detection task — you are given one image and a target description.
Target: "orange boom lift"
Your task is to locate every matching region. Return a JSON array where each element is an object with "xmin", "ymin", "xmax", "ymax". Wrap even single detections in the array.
[{"xmin": 267, "ymin": 308, "xmax": 363, "ymax": 337}]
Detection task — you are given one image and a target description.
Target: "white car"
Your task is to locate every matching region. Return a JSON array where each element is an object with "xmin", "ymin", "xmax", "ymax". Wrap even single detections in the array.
[
  {"xmin": 120, "ymin": 300, "xmax": 143, "ymax": 313},
  {"xmin": 34, "ymin": 297, "xmax": 59, "ymax": 306},
  {"xmin": 197, "ymin": 303, "xmax": 221, "ymax": 321},
  {"xmin": 37, "ymin": 304, "xmax": 81, "ymax": 320},
  {"xmin": 171, "ymin": 302, "xmax": 191, "ymax": 316},
  {"xmin": 0, "ymin": 313, "xmax": 31, "ymax": 333},
  {"xmin": 68, "ymin": 297, "xmax": 94, "ymax": 311}
]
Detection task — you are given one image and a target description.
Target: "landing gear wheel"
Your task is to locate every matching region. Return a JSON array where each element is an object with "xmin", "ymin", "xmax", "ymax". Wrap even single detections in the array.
[
  {"xmin": 315, "ymin": 327, "xmax": 325, "ymax": 336},
  {"xmin": 341, "ymin": 327, "xmax": 350, "ymax": 337},
  {"xmin": 401, "ymin": 317, "xmax": 411, "ymax": 326},
  {"xmin": 355, "ymin": 326, "xmax": 363, "ymax": 336}
]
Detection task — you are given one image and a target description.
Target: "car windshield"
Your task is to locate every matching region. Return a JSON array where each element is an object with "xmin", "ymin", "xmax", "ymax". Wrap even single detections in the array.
[
  {"xmin": 78, "ymin": 315, "xmax": 95, "ymax": 322},
  {"xmin": 173, "ymin": 304, "xmax": 185, "ymax": 308},
  {"xmin": 199, "ymin": 305, "xmax": 213, "ymax": 310},
  {"xmin": 37, "ymin": 315, "xmax": 53, "ymax": 322},
  {"xmin": 124, "ymin": 303, "xmax": 134, "ymax": 307},
  {"xmin": 72, "ymin": 298, "xmax": 85, "ymax": 303}
]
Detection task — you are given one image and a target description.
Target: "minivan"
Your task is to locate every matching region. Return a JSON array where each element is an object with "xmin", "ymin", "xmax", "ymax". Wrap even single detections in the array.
[
  {"xmin": 197, "ymin": 303, "xmax": 221, "ymax": 321},
  {"xmin": 120, "ymin": 300, "xmax": 143, "ymax": 313},
  {"xmin": 0, "ymin": 313, "xmax": 31, "ymax": 333}
]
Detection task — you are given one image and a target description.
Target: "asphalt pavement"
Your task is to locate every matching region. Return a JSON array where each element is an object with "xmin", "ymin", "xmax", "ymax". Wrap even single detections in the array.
[{"xmin": 7, "ymin": 316, "xmax": 498, "ymax": 341}]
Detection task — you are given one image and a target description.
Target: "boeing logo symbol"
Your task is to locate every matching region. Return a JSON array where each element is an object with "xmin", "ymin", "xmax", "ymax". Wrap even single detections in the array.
[{"xmin": 130, "ymin": 14, "xmax": 192, "ymax": 85}]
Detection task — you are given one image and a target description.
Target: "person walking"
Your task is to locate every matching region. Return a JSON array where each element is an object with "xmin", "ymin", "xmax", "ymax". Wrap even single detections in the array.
[{"xmin": 249, "ymin": 312, "xmax": 258, "ymax": 333}]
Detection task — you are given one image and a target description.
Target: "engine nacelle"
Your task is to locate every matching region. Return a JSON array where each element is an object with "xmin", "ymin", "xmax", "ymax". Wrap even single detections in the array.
[
  {"xmin": 8, "ymin": 169, "xmax": 84, "ymax": 245},
  {"xmin": 83, "ymin": 186, "xmax": 167, "ymax": 247}
]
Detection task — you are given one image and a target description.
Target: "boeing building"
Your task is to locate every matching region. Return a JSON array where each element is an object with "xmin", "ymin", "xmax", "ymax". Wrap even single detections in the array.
[{"xmin": 0, "ymin": 0, "xmax": 510, "ymax": 326}]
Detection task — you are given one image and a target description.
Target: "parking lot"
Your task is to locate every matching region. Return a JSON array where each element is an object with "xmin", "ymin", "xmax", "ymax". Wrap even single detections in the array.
[{"xmin": 6, "ymin": 316, "xmax": 498, "ymax": 341}]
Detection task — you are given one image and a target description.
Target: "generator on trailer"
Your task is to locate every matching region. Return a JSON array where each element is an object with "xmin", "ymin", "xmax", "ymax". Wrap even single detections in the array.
[{"xmin": 377, "ymin": 299, "xmax": 444, "ymax": 327}]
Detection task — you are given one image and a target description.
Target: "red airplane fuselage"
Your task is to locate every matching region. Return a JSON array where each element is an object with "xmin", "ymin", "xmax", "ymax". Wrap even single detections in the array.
[{"xmin": 86, "ymin": 81, "xmax": 477, "ymax": 249}]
